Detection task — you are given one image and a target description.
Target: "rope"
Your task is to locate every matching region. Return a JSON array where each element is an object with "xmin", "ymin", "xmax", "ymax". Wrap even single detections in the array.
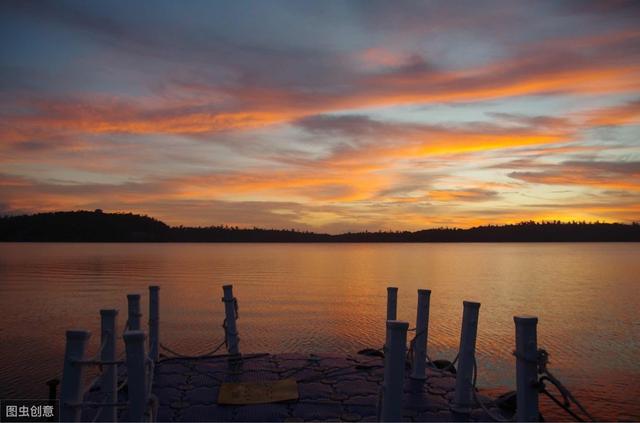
[
  {"xmin": 405, "ymin": 324, "xmax": 458, "ymax": 373},
  {"xmin": 159, "ymin": 339, "xmax": 226, "ymax": 359},
  {"xmin": 145, "ymin": 357, "xmax": 155, "ymax": 393},
  {"xmin": 426, "ymin": 352, "xmax": 459, "ymax": 372},
  {"xmin": 90, "ymin": 335, "xmax": 110, "ymax": 362},
  {"xmin": 540, "ymin": 386, "xmax": 585, "ymax": 422},
  {"xmin": 145, "ymin": 394, "xmax": 159, "ymax": 422},
  {"xmin": 472, "ymin": 355, "xmax": 513, "ymax": 422},
  {"xmin": 117, "ymin": 377, "xmax": 128, "ymax": 391},
  {"xmin": 538, "ymin": 370, "xmax": 597, "ymax": 422},
  {"xmin": 143, "ymin": 359, "xmax": 156, "ymax": 423},
  {"xmin": 406, "ymin": 327, "xmax": 427, "ymax": 365},
  {"xmin": 90, "ymin": 407, "xmax": 103, "ymax": 423},
  {"xmin": 406, "ymin": 327, "xmax": 459, "ymax": 373},
  {"xmin": 121, "ymin": 320, "xmax": 130, "ymax": 337},
  {"xmin": 511, "ymin": 348, "xmax": 596, "ymax": 422},
  {"xmin": 82, "ymin": 375, "xmax": 103, "ymax": 398},
  {"xmin": 221, "ymin": 296, "xmax": 240, "ymax": 352},
  {"xmin": 535, "ymin": 349, "xmax": 595, "ymax": 422}
]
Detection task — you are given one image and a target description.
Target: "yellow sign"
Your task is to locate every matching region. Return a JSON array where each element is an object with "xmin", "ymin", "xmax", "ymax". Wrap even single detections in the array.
[{"xmin": 217, "ymin": 379, "xmax": 299, "ymax": 405}]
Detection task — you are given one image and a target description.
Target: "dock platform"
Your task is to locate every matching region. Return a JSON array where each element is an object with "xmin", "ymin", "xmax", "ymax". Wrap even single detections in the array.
[{"xmin": 82, "ymin": 352, "xmax": 508, "ymax": 422}]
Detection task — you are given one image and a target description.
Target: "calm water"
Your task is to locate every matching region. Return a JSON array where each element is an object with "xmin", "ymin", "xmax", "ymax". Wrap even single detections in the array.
[{"xmin": 0, "ymin": 243, "xmax": 638, "ymax": 420}]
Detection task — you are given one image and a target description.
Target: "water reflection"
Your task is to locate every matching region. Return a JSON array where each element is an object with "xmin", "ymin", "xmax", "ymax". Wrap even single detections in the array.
[{"xmin": 0, "ymin": 243, "xmax": 638, "ymax": 420}]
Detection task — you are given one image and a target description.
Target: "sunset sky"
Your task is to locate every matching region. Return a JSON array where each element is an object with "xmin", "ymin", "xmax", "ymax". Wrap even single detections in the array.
[{"xmin": 1, "ymin": 1, "xmax": 639, "ymax": 232}]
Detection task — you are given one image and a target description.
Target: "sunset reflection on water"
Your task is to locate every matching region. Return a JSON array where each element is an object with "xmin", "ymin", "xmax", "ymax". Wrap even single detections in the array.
[{"xmin": 0, "ymin": 242, "xmax": 638, "ymax": 420}]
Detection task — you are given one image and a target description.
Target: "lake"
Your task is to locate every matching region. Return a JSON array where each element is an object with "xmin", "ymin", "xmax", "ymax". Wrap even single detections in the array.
[{"xmin": 0, "ymin": 243, "xmax": 638, "ymax": 420}]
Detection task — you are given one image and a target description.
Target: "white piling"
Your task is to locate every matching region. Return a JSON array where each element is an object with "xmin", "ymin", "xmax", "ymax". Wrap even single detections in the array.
[
  {"xmin": 99, "ymin": 310, "xmax": 118, "ymax": 422},
  {"xmin": 222, "ymin": 284, "xmax": 240, "ymax": 355},
  {"xmin": 60, "ymin": 330, "xmax": 91, "ymax": 422},
  {"xmin": 127, "ymin": 294, "xmax": 141, "ymax": 331},
  {"xmin": 452, "ymin": 301, "xmax": 481, "ymax": 415},
  {"xmin": 514, "ymin": 315, "xmax": 539, "ymax": 422},
  {"xmin": 124, "ymin": 330, "xmax": 147, "ymax": 422},
  {"xmin": 381, "ymin": 320, "xmax": 409, "ymax": 422},
  {"xmin": 411, "ymin": 289, "xmax": 431, "ymax": 380},
  {"xmin": 384, "ymin": 287, "xmax": 399, "ymax": 350},
  {"xmin": 148, "ymin": 286, "xmax": 160, "ymax": 362},
  {"xmin": 386, "ymin": 287, "xmax": 398, "ymax": 320}
]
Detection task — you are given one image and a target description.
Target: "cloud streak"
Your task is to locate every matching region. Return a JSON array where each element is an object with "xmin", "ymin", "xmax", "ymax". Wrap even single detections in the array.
[{"xmin": 1, "ymin": 1, "xmax": 639, "ymax": 230}]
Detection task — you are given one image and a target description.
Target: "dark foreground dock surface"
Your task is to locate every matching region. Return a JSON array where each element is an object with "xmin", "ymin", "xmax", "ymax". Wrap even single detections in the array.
[{"xmin": 83, "ymin": 353, "xmax": 508, "ymax": 422}]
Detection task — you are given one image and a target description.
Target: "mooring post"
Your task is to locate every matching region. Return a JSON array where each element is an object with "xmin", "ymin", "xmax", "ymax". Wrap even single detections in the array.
[
  {"xmin": 60, "ymin": 330, "xmax": 91, "ymax": 422},
  {"xmin": 381, "ymin": 320, "xmax": 409, "ymax": 422},
  {"xmin": 222, "ymin": 284, "xmax": 240, "ymax": 355},
  {"xmin": 99, "ymin": 309, "xmax": 118, "ymax": 422},
  {"xmin": 127, "ymin": 294, "xmax": 141, "ymax": 331},
  {"xmin": 124, "ymin": 330, "xmax": 147, "ymax": 422},
  {"xmin": 411, "ymin": 289, "xmax": 431, "ymax": 380},
  {"xmin": 514, "ymin": 315, "xmax": 539, "ymax": 422},
  {"xmin": 452, "ymin": 301, "xmax": 481, "ymax": 415},
  {"xmin": 46, "ymin": 378, "xmax": 59, "ymax": 401},
  {"xmin": 386, "ymin": 287, "xmax": 398, "ymax": 321},
  {"xmin": 384, "ymin": 287, "xmax": 399, "ymax": 351},
  {"xmin": 148, "ymin": 286, "xmax": 160, "ymax": 362}
]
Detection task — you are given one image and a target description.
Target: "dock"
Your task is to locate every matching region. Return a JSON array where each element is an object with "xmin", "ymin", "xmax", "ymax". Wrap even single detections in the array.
[
  {"xmin": 53, "ymin": 283, "xmax": 591, "ymax": 422},
  {"xmin": 81, "ymin": 352, "xmax": 507, "ymax": 422}
]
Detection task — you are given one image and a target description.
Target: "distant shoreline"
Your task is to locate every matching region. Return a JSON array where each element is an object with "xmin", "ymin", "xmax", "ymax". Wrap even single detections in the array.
[
  {"xmin": 2, "ymin": 210, "xmax": 639, "ymax": 242},
  {"xmin": 0, "ymin": 240, "xmax": 640, "ymax": 245}
]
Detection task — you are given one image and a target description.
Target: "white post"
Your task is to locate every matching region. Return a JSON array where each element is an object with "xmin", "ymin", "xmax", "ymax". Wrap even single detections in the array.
[
  {"xmin": 148, "ymin": 286, "xmax": 159, "ymax": 362},
  {"xmin": 381, "ymin": 320, "xmax": 408, "ymax": 422},
  {"xmin": 127, "ymin": 294, "xmax": 141, "ymax": 331},
  {"xmin": 222, "ymin": 285, "xmax": 240, "ymax": 355},
  {"xmin": 515, "ymin": 316, "xmax": 539, "ymax": 422},
  {"xmin": 384, "ymin": 287, "xmax": 399, "ymax": 351},
  {"xmin": 60, "ymin": 330, "xmax": 91, "ymax": 422},
  {"xmin": 100, "ymin": 310, "xmax": 118, "ymax": 422},
  {"xmin": 386, "ymin": 287, "xmax": 398, "ymax": 320},
  {"xmin": 124, "ymin": 330, "xmax": 147, "ymax": 422},
  {"xmin": 452, "ymin": 301, "xmax": 481, "ymax": 415},
  {"xmin": 411, "ymin": 289, "xmax": 431, "ymax": 380}
]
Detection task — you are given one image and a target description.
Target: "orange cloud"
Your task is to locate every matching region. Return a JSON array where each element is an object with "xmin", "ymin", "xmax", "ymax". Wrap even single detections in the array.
[
  {"xmin": 508, "ymin": 161, "xmax": 640, "ymax": 191},
  {"xmin": 582, "ymin": 100, "xmax": 640, "ymax": 126},
  {"xmin": 2, "ymin": 30, "xmax": 639, "ymax": 146}
]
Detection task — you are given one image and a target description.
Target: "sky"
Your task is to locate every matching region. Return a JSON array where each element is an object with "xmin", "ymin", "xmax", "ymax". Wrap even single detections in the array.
[{"xmin": 0, "ymin": 0, "xmax": 639, "ymax": 232}]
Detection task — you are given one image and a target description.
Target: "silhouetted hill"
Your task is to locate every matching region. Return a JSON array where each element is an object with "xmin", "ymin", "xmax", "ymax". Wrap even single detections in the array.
[
  {"xmin": 0, "ymin": 210, "xmax": 170, "ymax": 242},
  {"xmin": 1, "ymin": 210, "xmax": 639, "ymax": 242}
]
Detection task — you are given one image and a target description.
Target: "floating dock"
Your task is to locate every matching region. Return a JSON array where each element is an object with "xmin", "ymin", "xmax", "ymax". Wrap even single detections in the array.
[
  {"xmin": 55, "ymin": 284, "xmax": 592, "ymax": 422},
  {"xmin": 81, "ymin": 352, "xmax": 508, "ymax": 422}
]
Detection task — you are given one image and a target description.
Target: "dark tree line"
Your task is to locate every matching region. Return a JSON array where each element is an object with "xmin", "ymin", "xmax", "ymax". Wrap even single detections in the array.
[{"xmin": 1, "ymin": 210, "xmax": 638, "ymax": 242}]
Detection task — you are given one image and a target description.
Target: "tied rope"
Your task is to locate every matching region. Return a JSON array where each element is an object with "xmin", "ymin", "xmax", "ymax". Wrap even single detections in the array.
[
  {"xmin": 518, "ymin": 349, "xmax": 596, "ymax": 422},
  {"xmin": 221, "ymin": 296, "xmax": 240, "ymax": 351},
  {"xmin": 159, "ymin": 296, "xmax": 239, "ymax": 359},
  {"xmin": 406, "ymin": 327, "xmax": 458, "ymax": 372},
  {"xmin": 472, "ymin": 355, "xmax": 513, "ymax": 422},
  {"xmin": 466, "ymin": 348, "xmax": 595, "ymax": 422}
]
